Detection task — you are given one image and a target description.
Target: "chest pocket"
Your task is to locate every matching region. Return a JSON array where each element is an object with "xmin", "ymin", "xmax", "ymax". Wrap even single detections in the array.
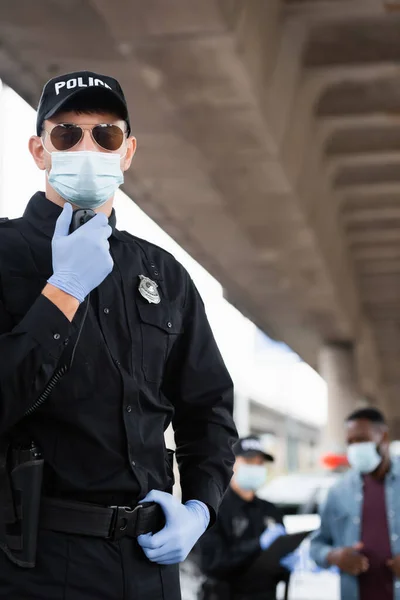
[
  {"xmin": 232, "ymin": 517, "xmax": 249, "ymax": 538},
  {"xmin": 1, "ymin": 272, "xmax": 47, "ymax": 323},
  {"xmin": 136, "ymin": 298, "xmax": 183, "ymax": 383}
]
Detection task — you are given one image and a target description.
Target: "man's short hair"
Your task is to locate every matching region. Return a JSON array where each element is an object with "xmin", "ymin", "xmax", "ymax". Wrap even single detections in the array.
[{"xmin": 346, "ymin": 407, "xmax": 386, "ymax": 425}]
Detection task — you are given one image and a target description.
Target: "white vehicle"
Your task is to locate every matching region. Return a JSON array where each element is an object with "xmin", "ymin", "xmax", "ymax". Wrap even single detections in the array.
[{"xmin": 258, "ymin": 472, "xmax": 339, "ymax": 516}]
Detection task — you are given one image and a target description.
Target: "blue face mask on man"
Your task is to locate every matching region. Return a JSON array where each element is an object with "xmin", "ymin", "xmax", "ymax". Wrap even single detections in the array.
[
  {"xmin": 235, "ymin": 464, "xmax": 268, "ymax": 491},
  {"xmin": 347, "ymin": 441, "xmax": 382, "ymax": 474},
  {"xmin": 47, "ymin": 150, "xmax": 124, "ymax": 209}
]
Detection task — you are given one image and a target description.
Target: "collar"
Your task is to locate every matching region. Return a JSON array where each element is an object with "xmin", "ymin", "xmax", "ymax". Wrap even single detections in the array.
[
  {"xmin": 228, "ymin": 486, "xmax": 259, "ymax": 506},
  {"xmin": 388, "ymin": 457, "xmax": 400, "ymax": 479},
  {"xmin": 23, "ymin": 192, "xmax": 117, "ymax": 238}
]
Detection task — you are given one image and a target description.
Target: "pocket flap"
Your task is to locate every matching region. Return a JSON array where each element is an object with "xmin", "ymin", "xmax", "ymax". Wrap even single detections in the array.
[{"xmin": 136, "ymin": 299, "xmax": 183, "ymax": 335}]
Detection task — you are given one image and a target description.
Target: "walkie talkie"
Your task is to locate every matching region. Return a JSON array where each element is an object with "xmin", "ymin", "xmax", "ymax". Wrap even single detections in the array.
[{"xmin": 69, "ymin": 208, "xmax": 96, "ymax": 233}]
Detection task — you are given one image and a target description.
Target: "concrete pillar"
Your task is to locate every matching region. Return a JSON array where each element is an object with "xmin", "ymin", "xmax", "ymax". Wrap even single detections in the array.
[{"xmin": 319, "ymin": 343, "xmax": 362, "ymax": 453}]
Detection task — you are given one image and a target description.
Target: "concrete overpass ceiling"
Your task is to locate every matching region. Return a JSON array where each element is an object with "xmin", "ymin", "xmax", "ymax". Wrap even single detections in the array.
[
  {"xmin": 298, "ymin": 1, "xmax": 400, "ymax": 410},
  {"xmin": 2, "ymin": 0, "xmax": 400, "ymax": 414}
]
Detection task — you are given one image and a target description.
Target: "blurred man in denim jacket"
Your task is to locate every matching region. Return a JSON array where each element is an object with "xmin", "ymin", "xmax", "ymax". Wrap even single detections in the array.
[{"xmin": 311, "ymin": 408, "xmax": 400, "ymax": 600}]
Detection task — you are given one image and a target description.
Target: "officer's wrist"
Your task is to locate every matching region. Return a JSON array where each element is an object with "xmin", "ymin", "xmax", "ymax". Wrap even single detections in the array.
[
  {"xmin": 42, "ymin": 284, "xmax": 80, "ymax": 322},
  {"xmin": 185, "ymin": 500, "xmax": 210, "ymax": 530}
]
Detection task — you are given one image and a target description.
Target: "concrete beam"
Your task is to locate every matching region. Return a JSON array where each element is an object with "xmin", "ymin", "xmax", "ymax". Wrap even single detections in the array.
[
  {"xmin": 343, "ymin": 207, "xmax": 400, "ymax": 224},
  {"xmin": 285, "ymin": 0, "xmax": 386, "ymax": 21}
]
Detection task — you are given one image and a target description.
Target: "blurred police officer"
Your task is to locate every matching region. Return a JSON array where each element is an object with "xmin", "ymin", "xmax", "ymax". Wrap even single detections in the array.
[
  {"xmin": 200, "ymin": 436, "xmax": 292, "ymax": 600},
  {"xmin": 311, "ymin": 408, "xmax": 400, "ymax": 600},
  {"xmin": 0, "ymin": 71, "xmax": 237, "ymax": 599}
]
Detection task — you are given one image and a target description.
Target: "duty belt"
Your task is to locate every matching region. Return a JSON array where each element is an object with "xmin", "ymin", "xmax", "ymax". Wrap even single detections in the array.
[{"xmin": 40, "ymin": 497, "xmax": 165, "ymax": 541}]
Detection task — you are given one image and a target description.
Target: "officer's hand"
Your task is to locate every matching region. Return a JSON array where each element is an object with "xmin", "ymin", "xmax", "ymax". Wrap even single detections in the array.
[
  {"xmin": 48, "ymin": 203, "xmax": 113, "ymax": 303},
  {"xmin": 328, "ymin": 543, "xmax": 369, "ymax": 576},
  {"xmin": 137, "ymin": 490, "xmax": 210, "ymax": 565},
  {"xmin": 259, "ymin": 523, "xmax": 286, "ymax": 551},
  {"xmin": 280, "ymin": 550, "xmax": 299, "ymax": 572},
  {"xmin": 387, "ymin": 555, "xmax": 400, "ymax": 577}
]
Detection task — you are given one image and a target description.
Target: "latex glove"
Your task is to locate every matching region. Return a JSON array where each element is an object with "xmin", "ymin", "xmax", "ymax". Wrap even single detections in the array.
[
  {"xmin": 48, "ymin": 203, "xmax": 113, "ymax": 302},
  {"xmin": 259, "ymin": 523, "xmax": 286, "ymax": 551},
  {"xmin": 280, "ymin": 550, "xmax": 300, "ymax": 572},
  {"xmin": 137, "ymin": 490, "xmax": 210, "ymax": 565}
]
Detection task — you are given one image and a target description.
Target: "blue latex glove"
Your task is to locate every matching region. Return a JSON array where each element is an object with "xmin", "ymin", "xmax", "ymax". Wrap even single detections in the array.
[
  {"xmin": 137, "ymin": 490, "xmax": 210, "ymax": 565},
  {"xmin": 48, "ymin": 203, "xmax": 113, "ymax": 303},
  {"xmin": 280, "ymin": 550, "xmax": 300, "ymax": 572},
  {"xmin": 259, "ymin": 523, "xmax": 286, "ymax": 551}
]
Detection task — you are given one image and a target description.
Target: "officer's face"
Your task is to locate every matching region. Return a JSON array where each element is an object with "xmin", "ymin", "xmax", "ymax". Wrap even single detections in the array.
[
  {"xmin": 232, "ymin": 454, "xmax": 268, "ymax": 492},
  {"xmin": 29, "ymin": 110, "xmax": 137, "ymax": 175},
  {"xmin": 233, "ymin": 454, "xmax": 265, "ymax": 472}
]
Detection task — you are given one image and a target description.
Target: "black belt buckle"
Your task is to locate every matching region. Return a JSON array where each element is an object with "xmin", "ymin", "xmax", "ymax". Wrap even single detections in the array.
[{"xmin": 108, "ymin": 504, "xmax": 143, "ymax": 541}]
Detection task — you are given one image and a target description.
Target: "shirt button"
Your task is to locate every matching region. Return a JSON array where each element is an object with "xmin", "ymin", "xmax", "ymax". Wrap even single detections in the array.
[
  {"xmin": 390, "ymin": 510, "xmax": 395, "ymax": 518},
  {"xmin": 392, "ymin": 534, "xmax": 399, "ymax": 542},
  {"xmin": 131, "ymin": 460, "xmax": 136, "ymax": 466},
  {"xmin": 154, "ymin": 270, "xmax": 159, "ymax": 276},
  {"xmin": 114, "ymin": 359, "xmax": 121, "ymax": 366},
  {"xmin": 396, "ymin": 581, "xmax": 400, "ymax": 589},
  {"xmin": 353, "ymin": 517, "xmax": 360, "ymax": 525},
  {"xmin": 126, "ymin": 405, "xmax": 132, "ymax": 413},
  {"xmin": 167, "ymin": 322, "xmax": 172, "ymax": 328},
  {"xmin": 103, "ymin": 308, "xmax": 110, "ymax": 314},
  {"xmin": 53, "ymin": 333, "xmax": 60, "ymax": 340},
  {"xmin": 63, "ymin": 338, "xmax": 69, "ymax": 346}
]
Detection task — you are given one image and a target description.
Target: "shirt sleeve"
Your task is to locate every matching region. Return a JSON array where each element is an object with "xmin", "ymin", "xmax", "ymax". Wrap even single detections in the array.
[
  {"xmin": 309, "ymin": 487, "xmax": 336, "ymax": 568},
  {"xmin": 0, "ymin": 292, "xmax": 73, "ymax": 433},
  {"xmin": 161, "ymin": 273, "xmax": 237, "ymax": 519}
]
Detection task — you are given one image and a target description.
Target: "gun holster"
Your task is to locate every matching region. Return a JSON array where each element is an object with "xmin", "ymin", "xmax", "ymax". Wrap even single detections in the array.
[{"xmin": 0, "ymin": 439, "xmax": 44, "ymax": 568}]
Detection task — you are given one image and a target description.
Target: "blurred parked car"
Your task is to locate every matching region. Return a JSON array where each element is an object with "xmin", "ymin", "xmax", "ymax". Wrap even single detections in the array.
[{"xmin": 258, "ymin": 471, "xmax": 340, "ymax": 516}]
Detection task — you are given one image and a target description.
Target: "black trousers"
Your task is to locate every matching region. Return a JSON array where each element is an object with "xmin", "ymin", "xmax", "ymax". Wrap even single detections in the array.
[{"xmin": 0, "ymin": 529, "xmax": 181, "ymax": 600}]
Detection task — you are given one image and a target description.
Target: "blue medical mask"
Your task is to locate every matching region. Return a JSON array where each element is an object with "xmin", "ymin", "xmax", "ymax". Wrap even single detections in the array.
[
  {"xmin": 47, "ymin": 150, "xmax": 124, "ymax": 209},
  {"xmin": 347, "ymin": 441, "xmax": 382, "ymax": 474},
  {"xmin": 235, "ymin": 464, "xmax": 268, "ymax": 491}
]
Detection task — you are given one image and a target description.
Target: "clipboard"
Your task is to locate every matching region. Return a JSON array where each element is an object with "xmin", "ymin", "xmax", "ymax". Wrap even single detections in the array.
[{"xmin": 252, "ymin": 530, "xmax": 313, "ymax": 573}]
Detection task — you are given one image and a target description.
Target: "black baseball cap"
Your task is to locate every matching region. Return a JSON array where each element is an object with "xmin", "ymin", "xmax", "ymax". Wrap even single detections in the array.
[
  {"xmin": 36, "ymin": 70, "xmax": 131, "ymax": 136},
  {"xmin": 233, "ymin": 436, "xmax": 274, "ymax": 462}
]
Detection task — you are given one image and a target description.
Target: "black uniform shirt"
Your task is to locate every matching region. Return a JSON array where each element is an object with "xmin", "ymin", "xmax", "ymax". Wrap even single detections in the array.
[
  {"xmin": 0, "ymin": 192, "xmax": 237, "ymax": 513},
  {"xmin": 200, "ymin": 487, "xmax": 284, "ymax": 578}
]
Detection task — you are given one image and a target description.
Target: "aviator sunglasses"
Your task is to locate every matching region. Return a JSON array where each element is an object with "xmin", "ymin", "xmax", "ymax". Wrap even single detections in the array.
[{"xmin": 43, "ymin": 123, "xmax": 127, "ymax": 152}]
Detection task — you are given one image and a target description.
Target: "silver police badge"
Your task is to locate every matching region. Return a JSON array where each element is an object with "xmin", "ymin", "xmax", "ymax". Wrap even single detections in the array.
[{"xmin": 138, "ymin": 275, "xmax": 160, "ymax": 304}]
